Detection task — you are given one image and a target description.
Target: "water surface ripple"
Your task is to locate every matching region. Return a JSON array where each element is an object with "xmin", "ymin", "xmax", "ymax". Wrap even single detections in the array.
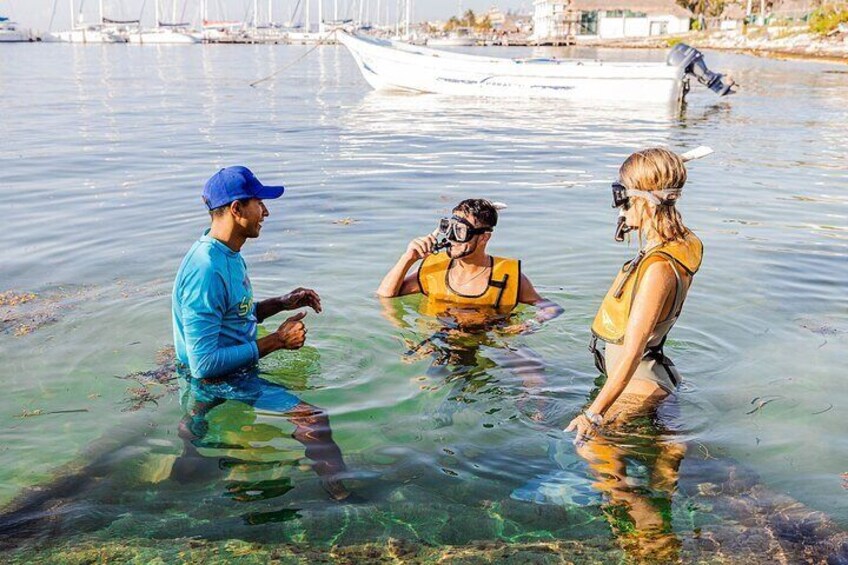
[{"xmin": 0, "ymin": 44, "xmax": 846, "ymax": 552}]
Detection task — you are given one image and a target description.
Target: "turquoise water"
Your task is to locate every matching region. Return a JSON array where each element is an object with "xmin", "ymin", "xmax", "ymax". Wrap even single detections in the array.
[{"xmin": 0, "ymin": 43, "xmax": 846, "ymax": 560}]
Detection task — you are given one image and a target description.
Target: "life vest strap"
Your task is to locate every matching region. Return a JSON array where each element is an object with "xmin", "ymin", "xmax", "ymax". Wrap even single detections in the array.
[{"xmin": 493, "ymin": 274, "xmax": 509, "ymax": 308}]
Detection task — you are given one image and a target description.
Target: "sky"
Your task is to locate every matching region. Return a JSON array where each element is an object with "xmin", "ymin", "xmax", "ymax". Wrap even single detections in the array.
[{"xmin": 1, "ymin": 0, "xmax": 533, "ymax": 31}]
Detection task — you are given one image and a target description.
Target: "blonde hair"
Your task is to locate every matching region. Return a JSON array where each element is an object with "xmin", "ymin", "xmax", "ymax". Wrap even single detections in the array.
[{"xmin": 619, "ymin": 148, "xmax": 690, "ymax": 243}]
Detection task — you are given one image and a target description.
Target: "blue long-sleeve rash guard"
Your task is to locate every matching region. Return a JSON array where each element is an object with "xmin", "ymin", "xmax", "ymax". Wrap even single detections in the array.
[{"xmin": 172, "ymin": 230, "xmax": 259, "ymax": 380}]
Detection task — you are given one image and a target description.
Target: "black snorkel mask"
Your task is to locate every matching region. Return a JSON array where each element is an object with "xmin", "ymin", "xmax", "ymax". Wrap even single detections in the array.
[
  {"xmin": 611, "ymin": 181, "xmax": 633, "ymax": 242},
  {"xmin": 434, "ymin": 216, "xmax": 493, "ymax": 253}
]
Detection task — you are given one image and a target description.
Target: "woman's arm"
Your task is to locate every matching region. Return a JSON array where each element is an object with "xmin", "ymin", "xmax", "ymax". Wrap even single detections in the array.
[{"xmin": 587, "ymin": 261, "xmax": 675, "ymax": 416}]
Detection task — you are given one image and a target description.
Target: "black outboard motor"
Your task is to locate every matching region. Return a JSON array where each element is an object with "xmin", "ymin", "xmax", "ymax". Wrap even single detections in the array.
[{"xmin": 667, "ymin": 43, "xmax": 735, "ymax": 96}]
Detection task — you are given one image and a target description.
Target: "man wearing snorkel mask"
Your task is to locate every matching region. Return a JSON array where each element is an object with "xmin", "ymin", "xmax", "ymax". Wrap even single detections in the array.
[{"xmin": 377, "ymin": 199, "xmax": 562, "ymax": 329}]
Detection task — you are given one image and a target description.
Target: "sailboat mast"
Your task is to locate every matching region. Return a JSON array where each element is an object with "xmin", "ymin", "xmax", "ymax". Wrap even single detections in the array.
[
  {"xmin": 334, "ymin": 0, "xmax": 338, "ymax": 22},
  {"xmin": 405, "ymin": 0, "xmax": 410, "ymax": 37},
  {"xmin": 154, "ymin": 0, "xmax": 160, "ymax": 27},
  {"xmin": 305, "ymin": 0, "xmax": 310, "ymax": 31},
  {"xmin": 318, "ymin": 0, "xmax": 323, "ymax": 33},
  {"xmin": 99, "ymin": 0, "xmax": 104, "ymax": 24},
  {"xmin": 268, "ymin": 0, "xmax": 272, "ymax": 25}
]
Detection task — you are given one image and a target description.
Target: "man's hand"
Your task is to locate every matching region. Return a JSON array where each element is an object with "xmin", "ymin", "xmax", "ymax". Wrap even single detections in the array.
[
  {"xmin": 404, "ymin": 231, "xmax": 439, "ymax": 261},
  {"xmin": 280, "ymin": 287, "xmax": 322, "ymax": 313},
  {"xmin": 565, "ymin": 413, "xmax": 601, "ymax": 448},
  {"xmin": 276, "ymin": 311, "xmax": 308, "ymax": 350}
]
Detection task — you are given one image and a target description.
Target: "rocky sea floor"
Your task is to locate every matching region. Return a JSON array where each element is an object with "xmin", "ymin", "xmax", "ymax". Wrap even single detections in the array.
[{"xmin": 1, "ymin": 422, "xmax": 845, "ymax": 564}]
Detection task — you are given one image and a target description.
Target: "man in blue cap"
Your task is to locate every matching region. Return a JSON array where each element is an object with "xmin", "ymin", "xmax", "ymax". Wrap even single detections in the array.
[{"xmin": 172, "ymin": 166, "xmax": 350, "ymax": 500}]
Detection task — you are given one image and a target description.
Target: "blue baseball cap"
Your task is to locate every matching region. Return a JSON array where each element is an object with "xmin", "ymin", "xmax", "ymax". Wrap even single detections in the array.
[{"xmin": 202, "ymin": 166, "xmax": 285, "ymax": 210}]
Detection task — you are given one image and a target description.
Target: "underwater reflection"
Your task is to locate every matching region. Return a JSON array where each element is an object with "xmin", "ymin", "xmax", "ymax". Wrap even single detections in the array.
[
  {"xmin": 342, "ymin": 90, "xmax": 681, "ymax": 142},
  {"xmin": 385, "ymin": 297, "xmax": 552, "ymax": 429},
  {"xmin": 387, "ymin": 295, "xmax": 686, "ymax": 557},
  {"xmin": 172, "ymin": 366, "xmax": 351, "ymax": 515},
  {"xmin": 576, "ymin": 389, "xmax": 686, "ymax": 560}
]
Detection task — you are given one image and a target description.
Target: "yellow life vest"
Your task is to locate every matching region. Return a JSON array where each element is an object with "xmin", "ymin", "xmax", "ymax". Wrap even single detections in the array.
[
  {"xmin": 591, "ymin": 232, "xmax": 703, "ymax": 345},
  {"xmin": 417, "ymin": 252, "xmax": 521, "ymax": 315}
]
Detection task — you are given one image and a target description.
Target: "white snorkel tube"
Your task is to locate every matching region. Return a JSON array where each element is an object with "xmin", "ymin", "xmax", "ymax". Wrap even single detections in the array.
[{"xmin": 680, "ymin": 146, "xmax": 714, "ymax": 162}]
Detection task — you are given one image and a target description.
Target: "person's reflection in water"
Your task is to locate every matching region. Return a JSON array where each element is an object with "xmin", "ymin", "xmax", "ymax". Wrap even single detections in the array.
[
  {"xmin": 576, "ymin": 394, "xmax": 686, "ymax": 560},
  {"xmin": 172, "ymin": 366, "xmax": 350, "ymax": 503},
  {"xmin": 394, "ymin": 302, "xmax": 553, "ymax": 427}
]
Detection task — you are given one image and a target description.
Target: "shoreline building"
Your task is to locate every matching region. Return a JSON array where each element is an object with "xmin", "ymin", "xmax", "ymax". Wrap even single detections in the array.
[
  {"xmin": 532, "ymin": 0, "xmax": 571, "ymax": 44},
  {"xmin": 532, "ymin": 0, "xmax": 692, "ymax": 44}
]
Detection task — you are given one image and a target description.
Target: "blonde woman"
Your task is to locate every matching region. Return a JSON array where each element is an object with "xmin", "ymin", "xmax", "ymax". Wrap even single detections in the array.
[{"xmin": 567, "ymin": 147, "xmax": 703, "ymax": 444}]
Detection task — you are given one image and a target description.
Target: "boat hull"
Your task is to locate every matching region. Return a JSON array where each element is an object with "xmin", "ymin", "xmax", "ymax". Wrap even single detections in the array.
[
  {"xmin": 338, "ymin": 32, "xmax": 684, "ymax": 103},
  {"xmin": 128, "ymin": 31, "xmax": 201, "ymax": 44},
  {"xmin": 0, "ymin": 31, "xmax": 30, "ymax": 42},
  {"xmin": 49, "ymin": 29, "xmax": 128, "ymax": 43}
]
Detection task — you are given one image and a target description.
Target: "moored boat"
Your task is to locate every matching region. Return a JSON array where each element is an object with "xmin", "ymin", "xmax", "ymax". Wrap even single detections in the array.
[
  {"xmin": 0, "ymin": 17, "xmax": 32, "ymax": 42},
  {"xmin": 48, "ymin": 26, "xmax": 129, "ymax": 43},
  {"xmin": 129, "ymin": 25, "xmax": 201, "ymax": 44},
  {"xmin": 338, "ymin": 31, "xmax": 734, "ymax": 104}
]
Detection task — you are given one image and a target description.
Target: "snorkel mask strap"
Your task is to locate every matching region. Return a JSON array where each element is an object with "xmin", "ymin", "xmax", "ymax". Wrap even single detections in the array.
[
  {"xmin": 626, "ymin": 187, "xmax": 683, "ymax": 207},
  {"xmin": 611, "ymin": 146, "xmax": 712, "ymax": 242}
]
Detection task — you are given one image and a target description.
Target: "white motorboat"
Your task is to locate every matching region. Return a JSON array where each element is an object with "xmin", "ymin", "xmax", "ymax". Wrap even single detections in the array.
[
  {"xmin": 338, "ymin": 31, "xmax": 734, "ymax": 104},
  {"xmin": 0, "ymin": 17, "xmax": 31, "ymax": 42}
]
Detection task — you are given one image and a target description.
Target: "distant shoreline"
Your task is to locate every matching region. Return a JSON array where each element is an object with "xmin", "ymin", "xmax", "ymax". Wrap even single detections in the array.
[{"xmin": 573, "ymin": 31, "xmax": 848, "ymax": 65}]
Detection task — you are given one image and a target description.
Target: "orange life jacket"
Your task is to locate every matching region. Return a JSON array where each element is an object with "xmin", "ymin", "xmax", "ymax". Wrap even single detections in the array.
[
  {"xmin": 417, "ymin": 252, "xmax": 521, "ymax": 315},
  {"xmin": 592, "ymin": 232, "xmax": 703, "ymax": 345}
]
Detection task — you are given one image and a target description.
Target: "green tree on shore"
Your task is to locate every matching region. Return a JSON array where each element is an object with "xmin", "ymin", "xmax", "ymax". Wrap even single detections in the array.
[
  {"xmin": 442, "ymin": 10, "xmax": 494, "ymax": 33},
  {"xmin": 677, "ymin": 0, "xmax": 730, "ymax": 18}
]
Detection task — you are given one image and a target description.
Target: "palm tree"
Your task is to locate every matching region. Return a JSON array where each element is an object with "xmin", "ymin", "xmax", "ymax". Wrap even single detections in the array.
[
  {"xmin": 444, "ymin": 16, "xmax": 461, "ymax": 32},
  {"xmin": 476, "ymin": 15, "xmax": 493, "ymax": 32}
]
